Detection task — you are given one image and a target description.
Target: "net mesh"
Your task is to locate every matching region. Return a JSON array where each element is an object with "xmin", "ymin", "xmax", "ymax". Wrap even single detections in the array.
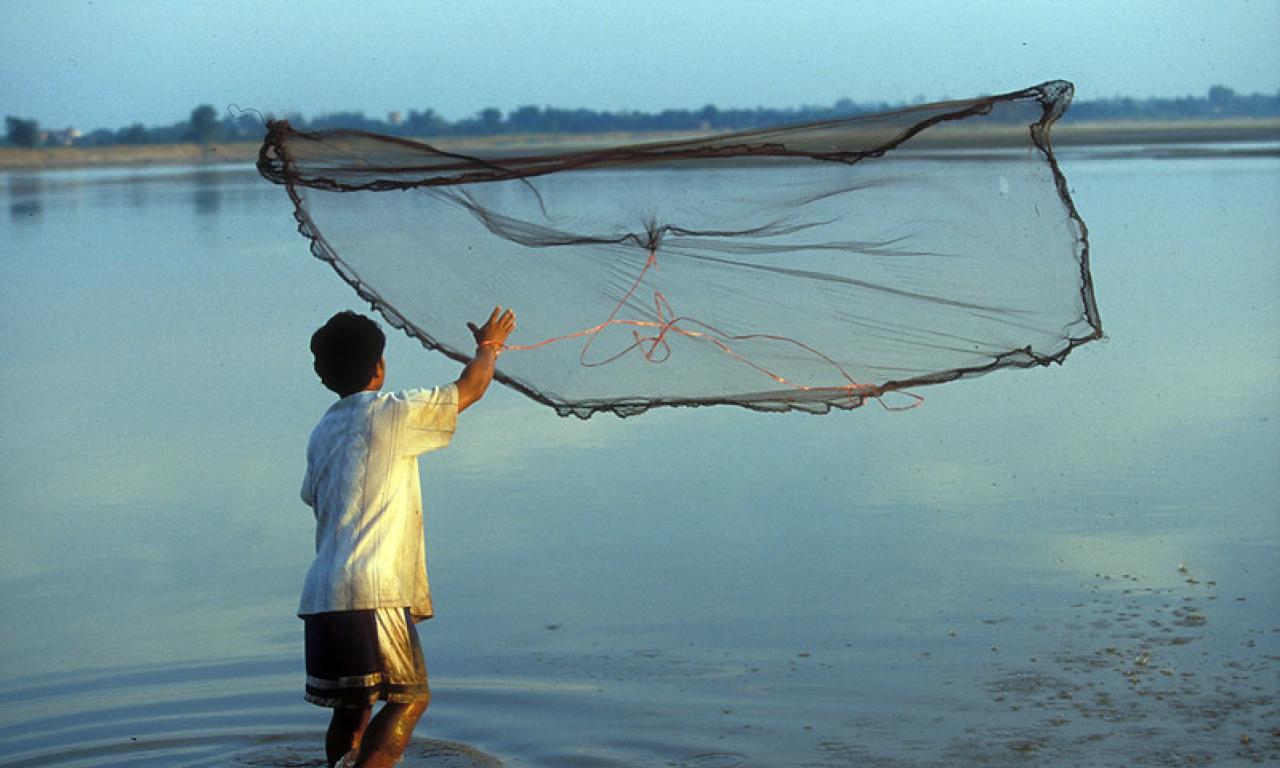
[{"xmin": 259, "ymin": 80, "xmax": 1100, "ymax": 418}]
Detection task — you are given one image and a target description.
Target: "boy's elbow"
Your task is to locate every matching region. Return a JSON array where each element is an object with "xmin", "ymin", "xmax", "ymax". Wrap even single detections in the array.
[{"xmin": 454, "ymin": 378, "xmax": 485, "ymax": 412}]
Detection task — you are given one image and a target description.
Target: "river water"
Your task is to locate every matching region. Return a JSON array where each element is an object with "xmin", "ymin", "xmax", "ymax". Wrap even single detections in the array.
[{"xmin": 1, "ymin": 146, "xmax": 1277, "ymax": 767}]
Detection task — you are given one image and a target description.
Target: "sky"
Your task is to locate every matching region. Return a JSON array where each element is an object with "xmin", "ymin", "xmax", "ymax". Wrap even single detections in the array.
[{"xmin": 4, "ymin": 0, "xmax": 1278, "ymax": 131}]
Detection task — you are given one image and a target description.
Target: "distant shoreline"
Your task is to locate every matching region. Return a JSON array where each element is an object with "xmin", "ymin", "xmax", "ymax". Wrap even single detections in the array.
[{"xmin": 2, "ymin": 119, "xmax": 1277, "ymax": 171}]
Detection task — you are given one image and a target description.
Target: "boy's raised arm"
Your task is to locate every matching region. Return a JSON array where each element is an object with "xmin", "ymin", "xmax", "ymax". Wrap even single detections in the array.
[{"xmin": 455, "ymin": 306, "xmax": 516, "ymax": 412}]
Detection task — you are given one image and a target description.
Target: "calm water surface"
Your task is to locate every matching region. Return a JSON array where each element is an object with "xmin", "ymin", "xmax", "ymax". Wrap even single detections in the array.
[{"xmin": 1, "ymin": 149, "xmax": 1277, "ymax": 767}]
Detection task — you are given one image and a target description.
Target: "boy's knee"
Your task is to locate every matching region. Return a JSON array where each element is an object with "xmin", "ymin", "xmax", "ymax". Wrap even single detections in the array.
[
  {"xmin": 386, "ymin": 698, "xmax": 428, "ymax": 732},
  {"xmin": 404, "ymin": 697, "xmax": 429, "ymax": 718}
]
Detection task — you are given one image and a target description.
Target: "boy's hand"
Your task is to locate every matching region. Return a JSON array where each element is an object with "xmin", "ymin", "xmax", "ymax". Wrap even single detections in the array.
[
  {"xmin": 467, "ymin": 306, "xmax": 516, "ymax": 349},
  {"xmin": 456, "ymin": 306, "xmax": 515, "ymax": 413}
]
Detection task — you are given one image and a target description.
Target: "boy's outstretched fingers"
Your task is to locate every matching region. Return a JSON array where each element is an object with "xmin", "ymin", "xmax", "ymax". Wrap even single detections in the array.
[{"xmin": 469, "ymin": 306, "xmax": 516, "ymax": 347}]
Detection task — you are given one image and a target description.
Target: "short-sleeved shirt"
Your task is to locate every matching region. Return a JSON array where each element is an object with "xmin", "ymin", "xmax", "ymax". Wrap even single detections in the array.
[{"xmin": 299, "ymin": 384, "xmax": 458, "ymax": 621}]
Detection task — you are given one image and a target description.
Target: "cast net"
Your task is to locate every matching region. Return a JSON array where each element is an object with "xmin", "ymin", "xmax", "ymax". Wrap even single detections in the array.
[{"xmin": 258, "ymin": 80, "xmax": 1100, "ymax": 418}]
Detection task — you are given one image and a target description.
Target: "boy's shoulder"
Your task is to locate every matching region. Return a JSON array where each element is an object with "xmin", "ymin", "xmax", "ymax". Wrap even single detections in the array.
[
  {"xmin": 362, "ymin": 385, "xmax": 459, "ymax": 416},
  {"xmin": 316, "ymin": 385, "xmax": 449, "ymax": 413},
  {"xmin": 310, "ymin": 384, "xmax": 458, "ymax": 434},
  {"xmin": 306, "ymin": 384, "xmax": 458, "ymax": 467}
]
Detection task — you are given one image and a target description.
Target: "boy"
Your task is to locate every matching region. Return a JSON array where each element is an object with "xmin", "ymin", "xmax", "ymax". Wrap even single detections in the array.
[{"xmin": 300, "ymin": 306, "xmax": 516, "ymax": 768}]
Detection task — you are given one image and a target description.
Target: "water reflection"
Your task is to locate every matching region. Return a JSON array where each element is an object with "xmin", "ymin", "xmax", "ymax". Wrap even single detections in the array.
[
  {"xmin": 7, "ymin": 174, "xmax": 42, "ymax": 221},
  {"xmin": 1, "ymin": 165, "xmax": 274, "ymax": 223},
  {"xmin": 192, "ymin": 169, "xmax": 221, "ymax": 216},
  {"xmin": 125, "ymin": 174, "xmax": 151, "ymax": 210}
]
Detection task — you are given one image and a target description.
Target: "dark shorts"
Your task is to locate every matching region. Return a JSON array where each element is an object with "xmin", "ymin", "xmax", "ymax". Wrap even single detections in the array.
[{"xmin": 303, "ymin": 608, "xmax": 429, "ymax": 709}]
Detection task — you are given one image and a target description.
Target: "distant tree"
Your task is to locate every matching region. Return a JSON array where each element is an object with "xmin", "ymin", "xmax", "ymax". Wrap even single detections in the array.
[
  {"xmin": 219, "ymin": 113, "xmax": 260, "ymax": 142},
  {"xmin": 5, "ymin": 116, "xmax": 40, "ymax": 147},
  {"xmin": 185, "ymin": 104, "xmax": 222, "ymax": 143},
  {"xmin": 1207, "ymin": 85, "xmax": 1236, "ymax": 105},
  {"xmin": 119, "ymin": 123, "xmax": 149, "ymax": 145},
  {"xmin": 697, "ymin": 104, "xmax": 719, "ymax": 129},
  {"xmin": 507, "ymin": 105, "xmax": 543, "ymax": 133},
  {"xmin": 308, "ymin": 111, "xmax": 380, "ymax": 131},
  {"xmin": 479, "ymin": 107, "xmax": 503, "ymax": 133},
  {"xmin": 401, "ymin": 108, "xmax": 445, "ymax": 136}
]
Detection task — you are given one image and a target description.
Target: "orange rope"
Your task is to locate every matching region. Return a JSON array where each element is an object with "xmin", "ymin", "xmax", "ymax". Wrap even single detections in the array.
[{"xmin": 502, "ymin": 248, "xmax": 922, "ymax": 411}]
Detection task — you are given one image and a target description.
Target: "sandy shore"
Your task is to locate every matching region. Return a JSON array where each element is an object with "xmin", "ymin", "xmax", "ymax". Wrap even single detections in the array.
[{"xmin": 2, "ymin": 119, "xmax": 1277, "ymax": 171}]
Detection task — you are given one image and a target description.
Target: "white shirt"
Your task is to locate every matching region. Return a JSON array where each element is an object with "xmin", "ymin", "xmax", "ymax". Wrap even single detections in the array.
[{"xmin": 299, "ymin": 384, "xmax": 458, "ymax": 621}]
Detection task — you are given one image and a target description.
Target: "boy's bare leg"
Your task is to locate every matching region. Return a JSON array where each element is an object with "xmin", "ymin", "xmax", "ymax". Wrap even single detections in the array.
[
  {"xmin": 353, "ymin": 700, "xmax": 429, "ymax": 768},
  {"xmin": 327, "ymin": 706, "xmax": 372, "ymax": 767}
]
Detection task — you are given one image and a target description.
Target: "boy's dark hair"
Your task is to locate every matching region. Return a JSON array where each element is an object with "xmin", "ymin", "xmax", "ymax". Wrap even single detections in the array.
[{"xmin": 310, "ymin": 311, "xmax": 386, "ymax": 396}]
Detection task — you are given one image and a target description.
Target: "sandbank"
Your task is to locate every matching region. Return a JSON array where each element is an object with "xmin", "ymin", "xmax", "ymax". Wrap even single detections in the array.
[{"xmin": 1, "ymin": 119, "xmax": 1276, "ymax": 171}]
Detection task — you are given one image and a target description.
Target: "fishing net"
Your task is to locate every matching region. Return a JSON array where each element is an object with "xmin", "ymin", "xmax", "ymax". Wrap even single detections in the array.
[{"xmin": 258, "ymin": 80, "xmax": 1100, "ymax": 418}]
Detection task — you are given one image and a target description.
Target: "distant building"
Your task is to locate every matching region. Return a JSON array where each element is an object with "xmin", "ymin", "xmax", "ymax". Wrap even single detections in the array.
[
  {"xmin": 388, "ymin": 111, "xmax": 403, "ymax": 126},
  {"xmin": 44, "ymin": 128, "xmax": 82, "ymax": 147}
]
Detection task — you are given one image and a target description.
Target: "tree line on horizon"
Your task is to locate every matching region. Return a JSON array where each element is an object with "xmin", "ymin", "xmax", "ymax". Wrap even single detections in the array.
[{"xmin": 5, "ymin": 85, "xmax": 1278, "ymax": 149}]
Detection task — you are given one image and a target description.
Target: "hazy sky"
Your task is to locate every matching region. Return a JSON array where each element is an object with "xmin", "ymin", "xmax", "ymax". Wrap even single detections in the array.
[{"xmin": 5, "ymin": 0, "xmax": 1278, "ymax": 130}]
